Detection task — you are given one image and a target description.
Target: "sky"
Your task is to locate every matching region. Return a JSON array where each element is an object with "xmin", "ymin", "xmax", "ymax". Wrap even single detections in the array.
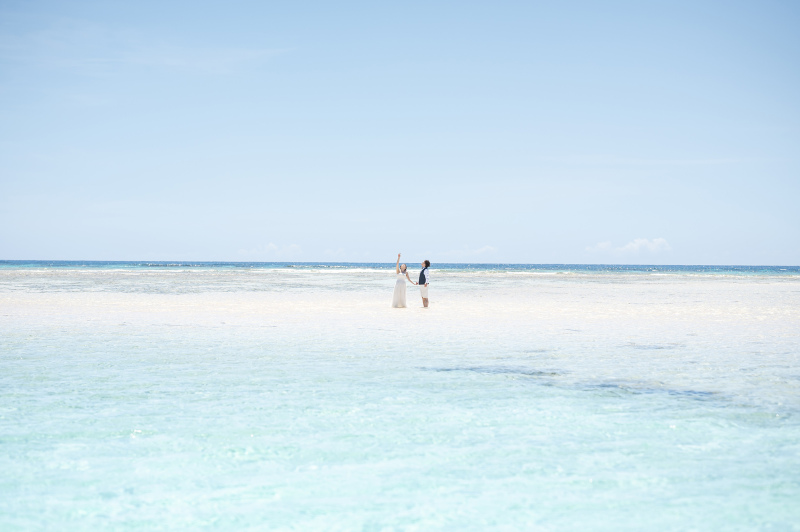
[{"xmin": 1, "ymin": 0, "xmax": 798, "ymax": 264}]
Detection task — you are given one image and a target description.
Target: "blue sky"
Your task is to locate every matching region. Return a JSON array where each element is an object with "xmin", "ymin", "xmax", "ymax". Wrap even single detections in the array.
[{"xmin": 1, "ymin": 0, "xmax": 798, "ymax": 264}]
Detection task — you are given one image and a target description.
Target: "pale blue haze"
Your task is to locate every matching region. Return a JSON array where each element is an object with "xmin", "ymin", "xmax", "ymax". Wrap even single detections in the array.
[{"xmin": 0, "ymin": 1, "xmax": 798, "ymax": 263}]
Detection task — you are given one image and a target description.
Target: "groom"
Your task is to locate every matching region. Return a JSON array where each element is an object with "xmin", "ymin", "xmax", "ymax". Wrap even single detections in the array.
[{"xmin": 419, "ymin": 260, "xmax": 430, "ymax": 308}]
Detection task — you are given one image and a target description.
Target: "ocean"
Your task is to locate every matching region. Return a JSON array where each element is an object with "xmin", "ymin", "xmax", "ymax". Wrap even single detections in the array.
[{"xmin": 1, "ymin": 262, "xmax": 799, "ymax": 530}]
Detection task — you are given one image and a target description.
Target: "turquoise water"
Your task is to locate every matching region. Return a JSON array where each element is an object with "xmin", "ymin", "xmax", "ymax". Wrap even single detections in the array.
[
  {"xmin": 1, "ymin": 263, "xmax": 799, "ymax": 529},
  {"xmin": 2, "ymin": 260, "xmax": 798, "ymax": 274}
]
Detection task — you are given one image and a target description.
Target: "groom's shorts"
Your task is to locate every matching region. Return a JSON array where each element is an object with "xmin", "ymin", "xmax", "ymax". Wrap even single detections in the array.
[{"xmin": 419, "ymin": 285, "xmax": 429, "ymax": 298}]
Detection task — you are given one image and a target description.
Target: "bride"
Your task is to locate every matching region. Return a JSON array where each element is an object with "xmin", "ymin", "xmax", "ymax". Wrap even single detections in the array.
[{"xmin": 392, "ymin": 253, "xmax": 416, "ymax": 308}]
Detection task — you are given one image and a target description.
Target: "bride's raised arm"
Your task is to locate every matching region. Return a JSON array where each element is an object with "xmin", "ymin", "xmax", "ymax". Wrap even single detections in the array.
[{"xmin": 396, "ymin": 253, "xmax": 401, "ymax": 274}]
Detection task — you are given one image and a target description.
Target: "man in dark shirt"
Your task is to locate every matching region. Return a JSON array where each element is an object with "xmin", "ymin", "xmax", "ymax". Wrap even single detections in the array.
[{"xmin": 419, "ymin": 260, "xmax": 431, "ymax": 308}]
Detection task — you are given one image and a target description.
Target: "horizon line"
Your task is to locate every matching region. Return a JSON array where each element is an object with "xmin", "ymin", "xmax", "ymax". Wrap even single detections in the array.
[{"xmin": 1, "ymin": 260, "xmax": 798, "ymax": 268}]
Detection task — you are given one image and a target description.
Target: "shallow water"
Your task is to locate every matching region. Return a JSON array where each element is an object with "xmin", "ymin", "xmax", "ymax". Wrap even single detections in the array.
[{"xmin": 1, "ymin": 264, "xmax": 799, "ymax": 530}]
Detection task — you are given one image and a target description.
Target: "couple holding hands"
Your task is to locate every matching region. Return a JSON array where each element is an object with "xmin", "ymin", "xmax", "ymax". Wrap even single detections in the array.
[{"xmin": 392, "ymin": 253, "xmax": 430, "ymax": 309}]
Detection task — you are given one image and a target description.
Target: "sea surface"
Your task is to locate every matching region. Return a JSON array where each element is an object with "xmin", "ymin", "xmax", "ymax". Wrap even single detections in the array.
[{"xmin": 1, "ymin": 262, "xmax": 799, "ymax": 530}]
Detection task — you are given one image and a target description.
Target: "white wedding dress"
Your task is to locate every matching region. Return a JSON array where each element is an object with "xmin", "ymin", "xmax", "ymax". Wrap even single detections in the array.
[{"xmin": 392, "ymin": 271, "xmax": 408, "ymax": 308}]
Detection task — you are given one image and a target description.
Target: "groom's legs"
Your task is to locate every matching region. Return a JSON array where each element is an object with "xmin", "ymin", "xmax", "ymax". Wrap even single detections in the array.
[{"xmin": 422, "ymin": 297, "xmax": 428, "ymax": 308}]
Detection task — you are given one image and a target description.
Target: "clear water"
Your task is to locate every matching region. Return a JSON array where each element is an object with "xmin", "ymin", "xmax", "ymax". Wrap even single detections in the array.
[{"xmin": 1, "ymin": 262, "xmax": 799, "ymax": 530}]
